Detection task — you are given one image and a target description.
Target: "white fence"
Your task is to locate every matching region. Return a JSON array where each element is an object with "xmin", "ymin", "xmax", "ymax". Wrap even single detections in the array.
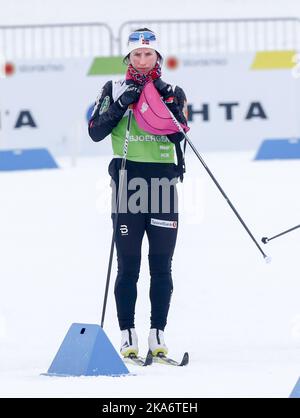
[{"xmin": 0, "ymin": 18, "xmax": 299, "ymax": 59}]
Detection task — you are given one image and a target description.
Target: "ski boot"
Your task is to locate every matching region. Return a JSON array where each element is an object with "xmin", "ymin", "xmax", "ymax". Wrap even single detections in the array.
[
  {"xmin": 148, "ymin": 328, "xmax": 168, "ymax": 356},
  {"xmin": 120, "ymin": 328, "xmax": 138, "ymax": 358}
]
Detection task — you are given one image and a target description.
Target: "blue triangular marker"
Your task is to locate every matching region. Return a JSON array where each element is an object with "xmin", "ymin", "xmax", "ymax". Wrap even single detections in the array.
[
  {"xmin": 0, "ymin": 148, "xmax": 58, "ymax": 171},
  {"xmin": 44, "ymin": 323, "xmax": 129, "ymax": 377},
  {"xmin": 255, "ymin": 139, "xmax": 300, "ymax": 160},
  {"xmin": 290, "ymin": 377, "xmax": 300, "ymax": 398}
]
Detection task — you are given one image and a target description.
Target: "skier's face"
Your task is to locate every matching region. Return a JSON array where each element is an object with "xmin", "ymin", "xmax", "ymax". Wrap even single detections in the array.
[{"xmin": 129, "ymin": 48, "xmax": 157, "ymax": 74}]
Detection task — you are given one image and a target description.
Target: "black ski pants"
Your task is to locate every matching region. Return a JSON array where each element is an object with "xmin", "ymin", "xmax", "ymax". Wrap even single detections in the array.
[{"xmin": 112, "ymin": 187, "xmax": 178, "ymax": 331}]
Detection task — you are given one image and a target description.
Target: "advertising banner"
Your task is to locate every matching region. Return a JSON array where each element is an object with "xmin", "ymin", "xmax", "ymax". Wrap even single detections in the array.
[
  {"xmin": 0, "ymin": 51, "xmax": 299, "ymax": 156},
  {"xmin": 163, "ymin": 51, "xmax": 299, "ymax": 151}
]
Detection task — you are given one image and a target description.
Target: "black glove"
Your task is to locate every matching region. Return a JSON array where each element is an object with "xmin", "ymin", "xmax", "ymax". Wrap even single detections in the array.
[
  {"xmin": 153, "ymin": 78, "xmax": 174, "ymax": 100},
  {"xmin": 117, "ymin": 84, "xmax": 141, "ymax": 108},
  {"xmin": 167, "ymin": 132, "xmax": 184, "ymax": 144}
]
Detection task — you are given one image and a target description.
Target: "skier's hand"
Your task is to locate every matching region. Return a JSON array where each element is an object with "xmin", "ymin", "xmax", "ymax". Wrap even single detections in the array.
[
  {"xmin": 167, "ymin": 132, "xmax": 184, "ymax": 144},
  {"xmin": 153, "ymin": 78, "xmax": 174, "ymax": 100},
  {"xmin": 118, "ymin": 84, "xmax": 142, "ymax": 108}
]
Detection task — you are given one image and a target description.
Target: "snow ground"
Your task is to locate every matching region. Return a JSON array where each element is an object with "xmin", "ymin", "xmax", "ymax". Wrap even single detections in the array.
[{"xmin": 0, "ymin": 151, "xmax": 300, "ymax": 397}]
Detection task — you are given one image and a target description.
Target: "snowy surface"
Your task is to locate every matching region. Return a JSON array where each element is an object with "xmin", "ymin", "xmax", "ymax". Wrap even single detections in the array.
[{"xmin": 0, "ymin": 151, "xmax": 300, "ymax": 397}]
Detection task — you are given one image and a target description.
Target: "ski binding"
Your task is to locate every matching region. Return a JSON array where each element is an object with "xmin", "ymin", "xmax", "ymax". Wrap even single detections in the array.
[{"xmin": 123, "ymin": 351, "xmax": 153, "ymax": 367}]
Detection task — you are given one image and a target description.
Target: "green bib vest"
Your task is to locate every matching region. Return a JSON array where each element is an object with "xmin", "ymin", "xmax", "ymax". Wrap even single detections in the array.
[{"xmin": 111, "ymin": 115, "xmax": 175, "ymax": 164}]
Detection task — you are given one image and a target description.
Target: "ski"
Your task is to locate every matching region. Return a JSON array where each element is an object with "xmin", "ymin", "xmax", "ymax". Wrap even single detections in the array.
[
  {"xmin": 151, "ymin": 351, "xmax": 189, "ymax": 367},
  {"xmin": 123, "ymin": 351, "xmax": 153, "ymax": 367}
]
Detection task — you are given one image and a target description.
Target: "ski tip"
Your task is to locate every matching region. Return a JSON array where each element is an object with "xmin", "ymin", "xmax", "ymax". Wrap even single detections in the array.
[
  {"xmin": 145, "ymin": 350, "xmax": 189, "ymax": 367},
  {"xmin": 143, "ymin": 351, "xmax": 153, "ymax": 366},
  {"xmin": 179, "ymin": 352, "xmax": 189, "ymax": 366}
]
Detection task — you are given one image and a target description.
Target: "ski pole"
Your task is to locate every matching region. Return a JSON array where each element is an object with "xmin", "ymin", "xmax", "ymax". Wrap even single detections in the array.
[
  {"xmin": 168, "ymin": 111, "xmax": 270, "ymax": 263},
  {"xmin": 262, "ymin": 224, "xmax": 300, "ymax": 244},
  {"xmin": 101, "ymin": 108, "xmax": 133, "ymax": 328}
]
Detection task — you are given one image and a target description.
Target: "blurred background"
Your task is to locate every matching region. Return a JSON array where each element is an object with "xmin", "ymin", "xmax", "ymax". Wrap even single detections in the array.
[{"xmin": 1, "ymin": 0, "xmax": 300, "ymax": 160}]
